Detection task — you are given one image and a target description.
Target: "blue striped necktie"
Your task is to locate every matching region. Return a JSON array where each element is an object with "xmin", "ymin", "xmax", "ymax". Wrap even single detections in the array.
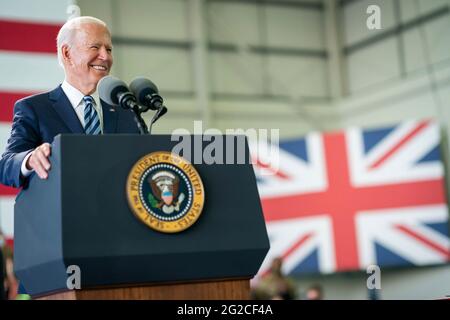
[{"xmin": 83, "ymin": 95, "xmax": 101, "ymax": 135}]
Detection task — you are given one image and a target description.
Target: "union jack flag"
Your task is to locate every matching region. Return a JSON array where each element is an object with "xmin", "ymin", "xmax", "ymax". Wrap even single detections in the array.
[{"xmin": 251, "ymin": 120, "xmax": 450, "ymax": 276}]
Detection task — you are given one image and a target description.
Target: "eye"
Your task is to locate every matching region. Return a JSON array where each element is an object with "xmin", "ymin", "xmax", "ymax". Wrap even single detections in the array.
[{"xmin": 90, "ymin": 45, "xmax": 99, "ymax": 50}]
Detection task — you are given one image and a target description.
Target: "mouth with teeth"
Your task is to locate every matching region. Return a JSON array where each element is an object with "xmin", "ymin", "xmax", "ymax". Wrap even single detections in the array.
[{"xmin": 90, "ymin": 65, "xmax": 108, "ymax": 72}]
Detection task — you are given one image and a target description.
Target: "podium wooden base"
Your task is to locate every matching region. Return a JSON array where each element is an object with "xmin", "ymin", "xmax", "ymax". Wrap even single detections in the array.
[{"xmin": 37, "ymin": 279, "xmax": 250, "ymax": 300}]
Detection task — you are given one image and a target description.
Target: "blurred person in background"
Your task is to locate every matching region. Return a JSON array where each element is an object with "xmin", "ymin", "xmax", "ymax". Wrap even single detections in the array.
[
  {"xmin": 1, "ymin": 241, "xmax": 28, "ymax": 300},
  {"xmin": 5, "ymin": 254, "xmax": 18, "ymax": 300},
  {"xmin": 252, "ymin": 257, "xmax": 297, "ymax": 300},
  {"xmin": 0, "ymin": 236, "xmax": 18, "ymax": 300},
  {"xmin": 0, "ymin": 231, "xmax": 6, "ymax": 300},
  {"xmin": 306, "ymin": 284, "xmax": 323, "ymax": 300}
]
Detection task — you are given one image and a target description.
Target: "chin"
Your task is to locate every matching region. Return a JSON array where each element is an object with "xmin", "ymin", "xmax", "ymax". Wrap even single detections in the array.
[{"xmin": 92, "ymin": 74, "xmax": 107, "ymax": 83}]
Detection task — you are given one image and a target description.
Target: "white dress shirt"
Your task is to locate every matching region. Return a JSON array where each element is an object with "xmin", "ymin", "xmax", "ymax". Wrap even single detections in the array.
[
  {"xmin": 60, "ymin": 80, "xmax": 104, "ymax": 131},
  {"xmin": 21, "ymin": 80, "xmax": 104, "ymax": 176}
]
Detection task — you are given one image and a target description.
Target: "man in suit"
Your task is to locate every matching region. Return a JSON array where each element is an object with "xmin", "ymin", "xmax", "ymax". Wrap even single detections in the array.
[{"xmin": 0, "ymin": 16, "xmax": 139, "ymax": 188}]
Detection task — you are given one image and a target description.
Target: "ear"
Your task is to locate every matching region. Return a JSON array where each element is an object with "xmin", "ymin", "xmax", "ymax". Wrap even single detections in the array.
[{"xmin": 61, "ymin": 44, "xmax": 72, "ymax": 65}]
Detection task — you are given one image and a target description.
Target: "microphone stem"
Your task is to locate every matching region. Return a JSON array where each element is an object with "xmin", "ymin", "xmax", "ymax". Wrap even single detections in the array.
[
  {"xmin": 131, "ymin": 105, "xmax": 149, "ymax": 134},
  {"xmin": 148, "ymin": 120, "xmax": 154, "ymax": 135}
]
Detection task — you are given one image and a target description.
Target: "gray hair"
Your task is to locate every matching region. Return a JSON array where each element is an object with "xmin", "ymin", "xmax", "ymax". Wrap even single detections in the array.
[{"xmin": 56, "ymin": 16, "xmax": 108, "ymax": 68}]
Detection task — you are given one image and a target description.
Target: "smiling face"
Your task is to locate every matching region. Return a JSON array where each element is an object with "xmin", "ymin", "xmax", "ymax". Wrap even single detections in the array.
[{"xmin": 62, "ymin": 22, "xmax": 113, "ymax": 95}]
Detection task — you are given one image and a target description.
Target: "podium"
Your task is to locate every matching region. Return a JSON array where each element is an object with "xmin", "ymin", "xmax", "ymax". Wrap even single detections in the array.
[{"xmin": 14, "ymin": 135, "xmax": 270, "ymax": 299}]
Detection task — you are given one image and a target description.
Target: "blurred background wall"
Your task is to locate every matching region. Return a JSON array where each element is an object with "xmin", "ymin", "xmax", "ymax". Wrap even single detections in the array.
[
  {"xmin": 77, "ymin": 0, "xmax": 333, "ymax": 135},
  {"xmin": 0, "ymin": 0, "xmax": 449, "ymax": 299}
]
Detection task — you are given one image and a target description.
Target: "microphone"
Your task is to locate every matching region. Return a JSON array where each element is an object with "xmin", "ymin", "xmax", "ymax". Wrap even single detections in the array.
[
  {"xmin": 129, "ymin": 77, "xmax": 168, "ymax": 134},
  {"xmin": 98, "ymin": 75, "xmax": 149, "ymax": 134},
  {"xmin": 129, "ymin": 77, "xmax": 164, "ymax": 112},
  {"xmin": 98, "ymin": 75, "xmax": 139, "ymax": 110}
]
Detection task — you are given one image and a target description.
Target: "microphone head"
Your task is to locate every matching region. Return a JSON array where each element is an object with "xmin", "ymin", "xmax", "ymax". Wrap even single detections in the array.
[
  {"xmin": 98, "ymin": 75, "xmax": 131, "ymax": 106},
  {"xmin": 129, "ymin": 77, "xmax": 159, "ymax": 106}
]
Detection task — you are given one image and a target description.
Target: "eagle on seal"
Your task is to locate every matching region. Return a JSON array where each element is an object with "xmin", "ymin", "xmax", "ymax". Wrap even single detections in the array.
[{"xmin": 149, "ymin": 171, "xmax": 185, "ymax": 214}]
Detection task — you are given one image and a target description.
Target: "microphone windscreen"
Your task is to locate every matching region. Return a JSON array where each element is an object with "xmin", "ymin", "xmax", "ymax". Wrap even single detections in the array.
[
  {"xmin": 98, "ymin": 75, "xmax": 130, "ymax": 106},
  {"xmin": 129, "ymin": 77, "xmax": 159, "ymax": 105}
]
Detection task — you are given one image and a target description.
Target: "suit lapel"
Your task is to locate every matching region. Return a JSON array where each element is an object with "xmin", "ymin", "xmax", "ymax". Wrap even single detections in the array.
[
  {"xmin": 101, "ymin": 100, "xmax": 118, "ymax": 134},
  {"xmin": 49, "ymin": 86, "xmax": 85, "ymax": 134}
]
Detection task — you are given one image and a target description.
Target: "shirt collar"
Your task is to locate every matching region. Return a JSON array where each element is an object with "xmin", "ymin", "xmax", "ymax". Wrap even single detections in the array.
[{"xmin": 61, "ymin": 80, "xmax": 100, "ymax": 108}]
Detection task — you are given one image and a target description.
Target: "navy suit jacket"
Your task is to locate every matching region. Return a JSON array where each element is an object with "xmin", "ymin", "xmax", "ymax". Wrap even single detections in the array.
[{"xmin": 0, "ymin": 85, "xmax": 140, "ymax": 188}]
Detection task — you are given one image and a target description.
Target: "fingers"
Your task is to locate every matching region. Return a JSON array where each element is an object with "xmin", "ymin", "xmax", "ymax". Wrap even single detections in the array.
[
  {"xmin": 41, "ymin": 142, "xmax": 51, "ymax": 157},
  {"xmin": 27, "ymin": 143, "xmax": 52, "ymax": 179},
  {"xmin": 28, "ymin": 154, "xmax": 47, "ymax": 179}
]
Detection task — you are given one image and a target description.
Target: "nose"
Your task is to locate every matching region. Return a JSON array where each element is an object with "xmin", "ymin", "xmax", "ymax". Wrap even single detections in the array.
[{"xmin": 98, "ymin": 46, "xmax": 112, "ymax": 62}]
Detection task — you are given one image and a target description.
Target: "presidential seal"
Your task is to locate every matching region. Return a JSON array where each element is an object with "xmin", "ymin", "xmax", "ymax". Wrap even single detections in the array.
[{"xmin": 126, "ymin": 151, "xmax": 205, "ymax": 233}]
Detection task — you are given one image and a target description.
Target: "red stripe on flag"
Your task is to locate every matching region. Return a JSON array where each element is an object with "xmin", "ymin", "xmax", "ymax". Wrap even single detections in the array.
[
  {"xmin": 0, "ymin": 91, "xmax": 36, "ymax": 122},
  {"xmin": 369, "ymin": 121, "xmax": 430, "ymax": 169},
  {"xmin": 395, "ymin": 225, "xmax": 450, "ymax": 260},
  {"xmin": 0, "ymin": 184, "xmax": 19, "ymax": 196},
  {"xmin": 0, "ymin": 19, "xmax": 61, "ymax": 54},
  {"xmin": 254, "ymin": 157, "xmax": 290, "ymax": 180},
  {"xmin": 281, "ymin": 232, "xmax": 314, "ymax": 261}
]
